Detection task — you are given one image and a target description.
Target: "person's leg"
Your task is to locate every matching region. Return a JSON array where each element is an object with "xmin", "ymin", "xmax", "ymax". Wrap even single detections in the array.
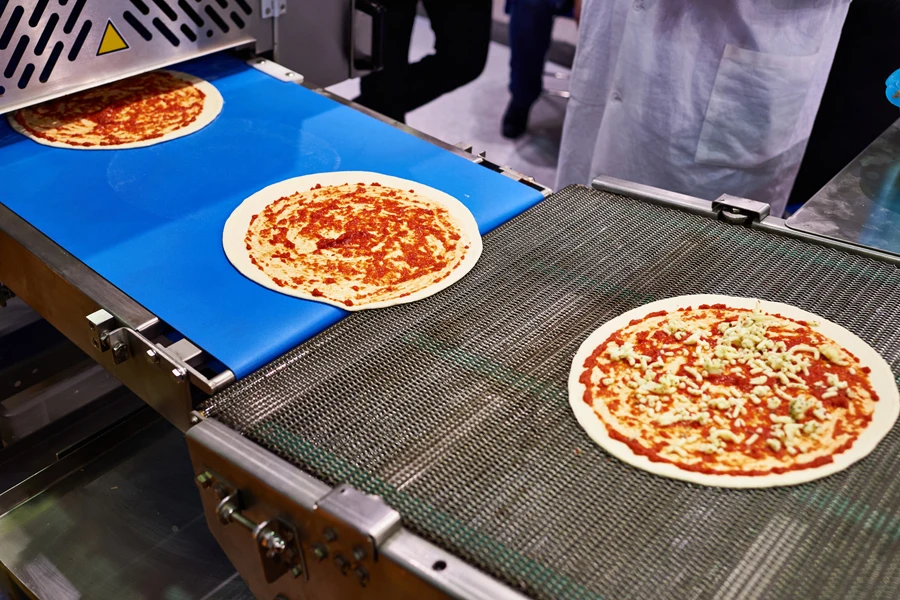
[
  {"xmin": 503, "ymin": 0, "xmax": 557, "ymax": 138},
  {"xmin": 355, "ymin": 0, "xmax": 418, "ymax": 123},
  {"xmin": 402, "ymin": 0, "xmax": 492, "ymax": 114}
]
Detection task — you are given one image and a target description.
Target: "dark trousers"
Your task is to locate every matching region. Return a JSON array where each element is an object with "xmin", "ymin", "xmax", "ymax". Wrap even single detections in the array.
[
  {"xmin": 507, "ymin": 0, "xmax": 558, "ymax": 110},
  {"xmin": 356, "ymin": 0, "xmax": 492, "ymax": 123}
]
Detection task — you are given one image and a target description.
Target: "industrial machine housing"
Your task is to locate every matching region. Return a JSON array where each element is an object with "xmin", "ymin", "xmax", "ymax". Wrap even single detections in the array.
[{"xmin": 1, "ymin": 0, "xmax": 899, "ymax": 599}]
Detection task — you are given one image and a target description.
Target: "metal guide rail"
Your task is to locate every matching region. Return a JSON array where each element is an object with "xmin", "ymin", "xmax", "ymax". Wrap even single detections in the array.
[{"xmin": 195, "ymin": 183, "xmax": 900, "ymax": 600}]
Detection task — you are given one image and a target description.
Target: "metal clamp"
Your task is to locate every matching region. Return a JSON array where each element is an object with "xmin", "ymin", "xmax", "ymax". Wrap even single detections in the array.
[
  {"xmin": 85, "ymin": 310, "xmax": 235, "ymax": 395},
  {"xmin": 199, "ymin": 471, "xmax": 306, "ymax": 583},
  {"xmin": 712, "ymin": 194, "xmax": 770, "ymax": 226}
]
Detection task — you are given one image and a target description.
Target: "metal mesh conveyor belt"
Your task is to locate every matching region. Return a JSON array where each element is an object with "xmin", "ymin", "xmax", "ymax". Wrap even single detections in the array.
[{"xmin": 200, "ymin": 185, "xmax": 900, "ymax": 600}]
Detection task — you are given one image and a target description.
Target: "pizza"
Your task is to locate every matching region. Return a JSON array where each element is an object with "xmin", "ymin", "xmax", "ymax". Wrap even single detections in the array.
[
  {"xmin": 223, "ymin": 172, "xmax": 482, "ymax": 310},
  {"xmin": 9, "ymin": 70, "xmax": 222, "ymax": 149},
  {"xmin": 569, "ymin": 295, "xmax": 899, "ymax": 487}
]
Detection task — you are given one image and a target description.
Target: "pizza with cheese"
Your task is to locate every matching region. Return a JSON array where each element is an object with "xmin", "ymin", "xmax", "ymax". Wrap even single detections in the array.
[
  {"xmin": 569, "ymin": 295, "xmax": 899, "ymax": 487},
  {"xmin": 9, "ymin": 70, "xmax": 222, "ymax": 149},
  {"xmin": 223, "ymin": 172, "xmax": 482, "ymax": 310}
]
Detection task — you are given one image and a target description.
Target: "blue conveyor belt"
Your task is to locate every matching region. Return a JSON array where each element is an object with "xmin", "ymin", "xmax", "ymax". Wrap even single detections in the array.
[{"xmin": 0, "ymin": 53, "xmax": 544, "ymax": 378}]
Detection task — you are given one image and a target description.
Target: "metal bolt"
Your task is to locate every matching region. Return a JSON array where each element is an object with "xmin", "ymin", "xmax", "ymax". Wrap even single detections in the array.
[
  {"xmin": 354, "ymin": 565, "xmax": 369, "ymax": 587},
  {"xmin": 190, "ymin": 414, "xmax": 200, "ymax": 424},
  {"xmin": 145, "ymin": 349, "xmax": 160, "ymax": 364},
  {"xmin": 213, "ymin": 482, "xmax": 229, "ymax": 499},
  {"xmin": 323, "ymin": 527, "xmax": 337, "ymax": 542},
  {"xmin": 196, "ymin": 472, "xmax": 213, "ymax": 488},
  {"xmin": 217, "ymin": 501, "xmax": 237, "ymax": 524},
  {"xmin": 333, "ymin": 553, "xmax": 350, "ymax": 575},
  {"xmin": 91, "ymin": 339, "xmax": 100, "ymax": 349},
  {"xmin": 291, "ymin": 565, "xmax": 303, "ymax": 578},
  {"xmin": 171, "ymin": 367, "xmax": 186, "ymax": 383},
  {"xmin": 112, "ymin": 342, "xmax": 128, "ymax": 363},
  {"xmin": 352, "ymin": 546, "xmax": 366, "ymax": 561},
  {"xmin": 312, "ymin": 543, "xmax": 328, "ymax": 560}
]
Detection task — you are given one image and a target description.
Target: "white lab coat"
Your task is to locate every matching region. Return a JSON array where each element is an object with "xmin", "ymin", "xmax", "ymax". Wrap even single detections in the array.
[{"xmin": 556, "ymin": 0, "xmax": 851, "ymax": 217}]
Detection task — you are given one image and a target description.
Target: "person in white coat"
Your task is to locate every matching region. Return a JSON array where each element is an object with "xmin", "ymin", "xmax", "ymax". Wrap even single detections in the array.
[{"xmin": 556, "ymin": 0, "xmax": 851, "ymax": 217}]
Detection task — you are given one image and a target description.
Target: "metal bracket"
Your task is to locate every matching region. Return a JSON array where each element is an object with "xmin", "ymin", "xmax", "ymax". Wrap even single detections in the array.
[
  {"xmin": 86, "ymin": 310, "xmax": 234, "ymax": 394},
  {"xmin": 247, "ymin": 58, "xmax": 303, "ymax": 83},
  {"xmin": 454, "ymin": 143, "xmax": 552, "ymax": 198},
  {"xmin": 87, "ymin": 309, "xmax": 116, "ymax": 352},
  {"xmin": 201, "ymin": 474, "xmax": 307, "ymax": 583},
  {"xmin": 712, "ymin": 194, "xmax": 770, "ymax": 226},
  {"xmin": 260, "ymin": 0, "xmax": 286, "ymax": 19},
  {"xmin": 0, "ymin": 283, "xmax": 14, "ymax": 308},
  {"xmin": 310, "ymin": 484, "xmax": 401, "ymax": 588}
]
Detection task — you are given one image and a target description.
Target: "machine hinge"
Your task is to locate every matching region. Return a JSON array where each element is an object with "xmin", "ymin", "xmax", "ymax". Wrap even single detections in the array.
[
  {"xmin": 712, "ymin": 194, "xmax": 770, "ymax": 226},
  {"xmin": 260, "ymin": 0, "xmax": 286, "ymax": 18}
]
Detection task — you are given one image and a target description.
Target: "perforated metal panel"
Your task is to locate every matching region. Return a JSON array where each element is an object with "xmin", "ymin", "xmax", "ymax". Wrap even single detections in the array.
[
  {"xmin": 203, "ymin": 186, "xmax": 900, "ymax": 600},
  {"xmin": 0, "ymin": 0, "xmax": 266, "ymax": 113}
]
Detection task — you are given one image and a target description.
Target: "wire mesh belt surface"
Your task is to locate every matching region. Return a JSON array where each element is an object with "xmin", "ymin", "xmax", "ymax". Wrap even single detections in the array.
[{"xmin": 201, "ymin": 185, "xmax": 900, "ymax": 600}]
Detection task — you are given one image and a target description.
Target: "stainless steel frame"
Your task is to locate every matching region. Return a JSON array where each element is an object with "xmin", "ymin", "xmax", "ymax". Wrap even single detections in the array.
[
  {"xmin": 187, "ymin": 417, "xmax": 529, "ymax": 600},
  {"xmin": 0, "ymin": 202, "xmax": 233, "ymax": 432},
  {"xmin": 592, "ymin": 176, "xmax": 900, "ymax": 266}
]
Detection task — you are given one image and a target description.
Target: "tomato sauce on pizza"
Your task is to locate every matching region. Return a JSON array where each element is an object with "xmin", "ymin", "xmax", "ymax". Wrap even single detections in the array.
[
  {"xmin": 578, "ymin": 304, "xmax": 879, "ymax": 476},
  {"xmin": 12, "ymin": 71, "xmax": 208, "ymax": 147},
  {"xmin": 243, "ymin": 182, "xmax": 471, "ymax": 307}
]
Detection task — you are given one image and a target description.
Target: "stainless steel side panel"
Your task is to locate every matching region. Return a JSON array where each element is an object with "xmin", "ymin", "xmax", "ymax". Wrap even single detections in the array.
[
  {"xmin": 187, "ymin": 418, "xmax": 528, "ymax": 600},
  {"xmin": 0, "ymin": 204, "xmax": 196, "ymax": 430}
]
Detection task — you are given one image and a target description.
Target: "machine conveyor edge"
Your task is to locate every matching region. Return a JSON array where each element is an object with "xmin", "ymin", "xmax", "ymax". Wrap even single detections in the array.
[{"xmin": 186, "ymin": 417, "xmax": 530, "ymax": 600}]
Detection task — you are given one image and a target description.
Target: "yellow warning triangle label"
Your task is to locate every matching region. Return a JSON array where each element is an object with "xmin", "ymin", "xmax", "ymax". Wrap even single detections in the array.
[{"xmin": 97, "ymin": 21, "xmax": 128, "ymax": 56}]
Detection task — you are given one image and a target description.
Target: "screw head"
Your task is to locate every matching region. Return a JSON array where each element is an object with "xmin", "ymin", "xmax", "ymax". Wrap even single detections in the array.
[
  {"xmin": 354, "ymin": 565, "xmax": 369, "ymax": 587},
  {"xmin": 145, "ymin": 349, "xmax": 159, "ymax": 364},
  {"xmin": 323, "ymin": 527, "xmax": 337, "ymax": 542},
  {"xmin": 312, "ymin": 543, "xmax": 328, "ymax": 560},
  {"xmin": 352, "ymin": 546, "xmax": 366, "ymax": 561},
  {"xmin": 171, "ymin": 367, "xmax": 186, "ymax": 383},
  {"xmin": 333, "ymin": 553, "xmax": 349, "ymax": 574},
  {"xmin": 196, "ymin": 472, "xmax": 212, "ymax": 488}
]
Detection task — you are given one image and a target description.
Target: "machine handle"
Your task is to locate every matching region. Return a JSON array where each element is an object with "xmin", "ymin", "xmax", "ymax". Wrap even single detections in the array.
[{"xmin": 354, "ymin": 0, "xmax": 386, "ymax": 73}]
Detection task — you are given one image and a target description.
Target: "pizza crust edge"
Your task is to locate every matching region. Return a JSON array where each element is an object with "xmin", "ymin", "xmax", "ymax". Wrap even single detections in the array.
[
  {"xmin": 222, "ymin": 171, "xmax": 483, "ymax": 311},
  {"xmin": 568, "ymin": 294, "xmax": 900, "ymax": 488},
  {"xmin": 8, "ymin": 70, "xmax": 224, "ymax": 150}
]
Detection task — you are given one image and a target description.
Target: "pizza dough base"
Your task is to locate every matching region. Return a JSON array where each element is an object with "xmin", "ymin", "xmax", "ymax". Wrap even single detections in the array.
[
  {"xmin": 8, "ymin": 70, "xmax": 223, "ymax": 150},
  {"xmin": 223, "ymin": 171, "xmax": 483, "ymax": 311},
  {"xmin": 568, "ymin": 294, "xmax": 900, "ymax": 488}
]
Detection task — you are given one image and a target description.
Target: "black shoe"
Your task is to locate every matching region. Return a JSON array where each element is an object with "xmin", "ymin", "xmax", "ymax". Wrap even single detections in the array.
[{"xmin": 501, "ymin": 102, "xmax": 530, "ymax": 139}]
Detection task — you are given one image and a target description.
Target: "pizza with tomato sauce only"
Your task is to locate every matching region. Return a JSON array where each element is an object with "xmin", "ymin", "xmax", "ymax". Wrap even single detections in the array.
[
  {"xmin": 569, "ymin": 295, "xmax": 899, "ymax": 487},
  {"xmin": 224, "ymin": 173, "xmax": 482, "ymax": 310},
  {"xmin": 9, "ymin": 70, "xmax": 222, "ymax": 149}
]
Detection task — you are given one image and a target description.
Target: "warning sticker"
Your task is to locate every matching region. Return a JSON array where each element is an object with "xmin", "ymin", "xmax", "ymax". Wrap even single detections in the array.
[{"xmin": 97, "ymin": 21, "xmax": 128, "ymax": 56}]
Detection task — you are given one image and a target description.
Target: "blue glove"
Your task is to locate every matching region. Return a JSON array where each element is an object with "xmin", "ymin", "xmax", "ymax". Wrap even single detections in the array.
[{"xmin": 885, "ymin": 68, "xmax": 900, "ymax": 107}]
